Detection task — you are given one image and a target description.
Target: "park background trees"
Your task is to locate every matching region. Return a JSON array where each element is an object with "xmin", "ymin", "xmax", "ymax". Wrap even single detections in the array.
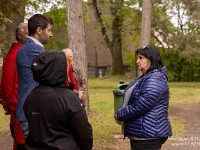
[
  {"xmin": 1, "ymin": 0, "xmax": 200, "ymax": 81},
  {"xmin": 1, "ymin": 0, "xmax": 200, "ymax": 114},
  {"xmin": 0, "ymin": 0, "xmax": 25, "ymax": 58}
]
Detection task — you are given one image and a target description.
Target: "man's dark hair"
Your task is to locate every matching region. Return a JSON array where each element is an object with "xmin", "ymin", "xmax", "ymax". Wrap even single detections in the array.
[
  {"xmin": 136, "ymin": 45, "xmax": 164, "ymax": 74},
  {"xmin": 28, "ymin": 14, "xmax": 54, "ymax": 36}
]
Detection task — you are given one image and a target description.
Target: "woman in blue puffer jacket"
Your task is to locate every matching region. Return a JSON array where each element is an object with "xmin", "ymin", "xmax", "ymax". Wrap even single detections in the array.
[{"xmin": 115, "ymin": 45, "xmax": 172, "ymax": 150}]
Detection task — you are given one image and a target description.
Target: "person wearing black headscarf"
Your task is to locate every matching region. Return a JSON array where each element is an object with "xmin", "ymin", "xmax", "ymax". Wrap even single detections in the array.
[{"xmin": 23, "ymin": 51, "xmax": 93, "ymax": 150}]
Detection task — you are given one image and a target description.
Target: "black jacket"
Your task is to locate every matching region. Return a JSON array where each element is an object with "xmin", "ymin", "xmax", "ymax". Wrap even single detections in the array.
[{"xmin": 23, "ymin": 51, "xmax": 93, "ymax": 150}]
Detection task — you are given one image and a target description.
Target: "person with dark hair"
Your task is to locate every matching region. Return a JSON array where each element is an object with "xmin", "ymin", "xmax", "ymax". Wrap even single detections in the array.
[
  {"xmin": 0, "ymin": 22, "xmax": 28, "ymax": 150},
  {"xmin": 16, "ymin": 14, "xmax": 54, "ymax": 138},
  {"xmin": 115, "ymin": 45, "xmax": 172, "ymax": 150},
  {"xmin": 23, "ymin": 51, "xmax": 93, "ymax": 150}
]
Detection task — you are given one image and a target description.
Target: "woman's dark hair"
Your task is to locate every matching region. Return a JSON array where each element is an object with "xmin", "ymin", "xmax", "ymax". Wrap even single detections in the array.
[
  {"xmin": 28, "ymin": 14, "xmax": 54, "ymax": 36},
  {"xmin": 136, "ymin": 45, "xmax": 164, "ymax": 74}
]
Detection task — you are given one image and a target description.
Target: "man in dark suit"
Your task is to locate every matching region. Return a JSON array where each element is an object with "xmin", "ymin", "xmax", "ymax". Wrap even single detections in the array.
[{"xmin": 16, "ymin": 14, "xmax": 54, "ymax": 138}]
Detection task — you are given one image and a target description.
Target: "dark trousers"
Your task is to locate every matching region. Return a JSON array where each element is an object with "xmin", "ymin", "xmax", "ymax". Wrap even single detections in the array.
[
  {"xmin": 16, "ymin": 144, "xmax": 24, "ymax": 150},
  {"xmin": 130, "ymin": 138, "xmax": 167, "ymax": 150}
]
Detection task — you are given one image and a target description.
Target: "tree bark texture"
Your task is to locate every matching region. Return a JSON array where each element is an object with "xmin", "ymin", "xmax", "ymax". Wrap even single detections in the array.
[
  {"xmin": 137, "ymin": 0, "xmax": 152, "ymax": 76},
  {"xmin": 140, "ymin": 0, "xmax": 152, "ymax": 47},
  {"xmin": 66, "ymin": 0, "xmax": 90, "ymax": 114},
  {"xmin": 0, "ymin": 0, "xmax": 24, "ymax": 58},
  {"xmin": 92, "ymin": 0, "xmax": 125, "ymax": 75},
  {"xmin": 110, "ymin": 0, "xmax": 125, "ymax": 75}
]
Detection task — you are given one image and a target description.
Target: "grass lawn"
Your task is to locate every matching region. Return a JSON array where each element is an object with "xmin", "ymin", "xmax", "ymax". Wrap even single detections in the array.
[
  {"xmin": 88, "ymin": 77, "xmax": 200, "ymax": 149},
  {"xmin": 0, "ymin": 75, "xmax": 200, "ymax": 149},
  {"xmin": 0, "ymin": 108, "xmax": 10, "ymax": 133}
]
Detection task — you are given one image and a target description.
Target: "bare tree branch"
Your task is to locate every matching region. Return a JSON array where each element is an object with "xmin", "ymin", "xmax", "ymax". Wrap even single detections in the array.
[{"xmin": 92, "ymin": 0, "xmax": 112, "ymax": 48}]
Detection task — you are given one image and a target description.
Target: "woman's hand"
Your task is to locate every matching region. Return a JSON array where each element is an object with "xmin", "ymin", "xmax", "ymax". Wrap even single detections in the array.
[{"xmin": 78, "ymin": 91, "xmax": 84, "ymax": 100}]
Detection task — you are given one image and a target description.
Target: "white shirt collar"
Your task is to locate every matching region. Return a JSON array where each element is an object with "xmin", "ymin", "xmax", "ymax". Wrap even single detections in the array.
[{"xmin": 27, "ymin": 36, "xmax": 43, "ymax": 47}]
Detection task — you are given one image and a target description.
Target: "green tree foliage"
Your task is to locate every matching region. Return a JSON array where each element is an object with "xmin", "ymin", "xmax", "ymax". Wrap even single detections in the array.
[
  {"xmin": 92, "ymin": 0, "xmax": 143, "ymax": 75},
  {"xmin": 125, "ymin": 52, "xmax": 136, "ymax": 72},
  {"xmin": 25, "ymin": 0, "xmax": 64, "ymax": 17},
  {"xmin": 162, "ymin": 1, "xmax": 200, "ymax": 81},
  {"xmin": 0, "ymin": 0, "xmax": 27, "ymax": 57},
  {"xmin": 163, "ymin": 52, "xmax": 200, "ymax": 82},
  {"xmin": 125, "ymin": 0, "xmax": 200, "ymax": 81},
  {"xmin": 2, "ymin": 0, "xmax": 200, "ymax": 81}
]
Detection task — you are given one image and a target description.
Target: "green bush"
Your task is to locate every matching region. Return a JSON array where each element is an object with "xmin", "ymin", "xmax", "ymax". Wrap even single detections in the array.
[{"xmin": 162, "ymin": 52, "xmax": 200, "ymax": 82}]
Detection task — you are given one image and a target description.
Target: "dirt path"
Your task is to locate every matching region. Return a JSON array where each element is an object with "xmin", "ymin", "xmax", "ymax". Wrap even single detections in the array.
[
  {"xmin": 1, "ymin": 103, "xmax": 200, "ymax": 150},
  {"xmin": 162, "ymin": 103, "xmax": 200, "ymax": 150},
  {"xmin": 0, "ymin": 131, "xmax": 13, "ymax": 150}
]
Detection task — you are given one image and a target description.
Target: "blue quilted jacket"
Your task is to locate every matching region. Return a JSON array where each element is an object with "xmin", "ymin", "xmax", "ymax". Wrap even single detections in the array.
[{"xmin": 116, "ymin": 66, "xmax": 172, "ymax": 138}]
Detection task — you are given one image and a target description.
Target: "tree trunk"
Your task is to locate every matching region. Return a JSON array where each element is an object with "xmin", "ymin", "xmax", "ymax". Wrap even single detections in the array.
[
  {"xmin": 92, "ymin": 0, "xmax": 125, "ymax": 75},
  {"xmin": 140, "ymin": 0, "xmax": 152, "ymax": 47},
  {"xmin": 66, "ymin": 0, "xmax": 90, "ymax": 114},
  {"xmin": 137, "ymin": 0, "xmax": 152, "ymax": 76},
  {"xmin": 110, "ymin": 0, "xmax": 124, "ymax": 75}
]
